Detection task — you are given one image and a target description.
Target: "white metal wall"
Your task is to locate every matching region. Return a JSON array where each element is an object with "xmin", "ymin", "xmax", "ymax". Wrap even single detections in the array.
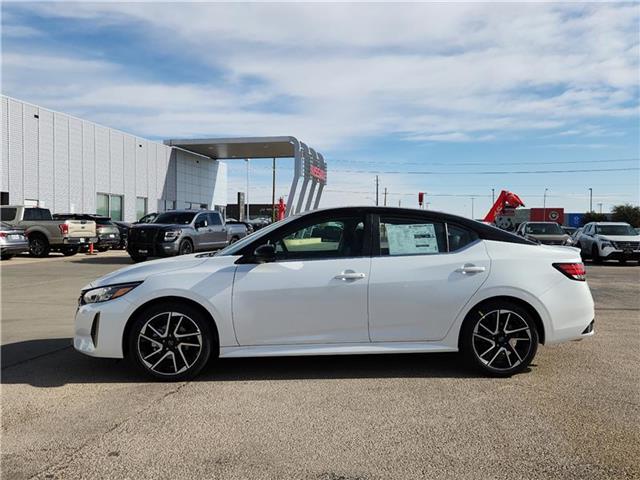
[{"xmin": 0, "ymin": 95, "xmax": 226, "ymax": 222}]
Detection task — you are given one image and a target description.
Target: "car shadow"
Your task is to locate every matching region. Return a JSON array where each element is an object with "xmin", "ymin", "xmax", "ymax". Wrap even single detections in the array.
[
  {"xmin": 70, "ymin": 255, "xmax": 134, "ymax": 265},
  {"xmin": 0, "ymin": 338, "xmax": 492, "ymax": 387}
]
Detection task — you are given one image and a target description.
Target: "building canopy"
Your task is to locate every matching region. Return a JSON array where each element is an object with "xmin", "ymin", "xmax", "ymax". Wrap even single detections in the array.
[{"xmin": 165, "ymin": 136, "xmax": 327, "ymax": 216}]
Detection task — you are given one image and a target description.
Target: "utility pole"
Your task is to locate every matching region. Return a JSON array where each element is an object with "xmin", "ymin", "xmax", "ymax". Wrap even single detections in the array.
[
  {"xmin": 375, "ymin": 176, "xmax": 379, "ymax": 206},
  {"xmin": 398, "ymin": 199, "xmax": 401, "ymax": 207},
  {"xmin": 598, "ymin": 202, "xmax": 603, "ymax": 214},
  {"xmin": 589, "ymin": 187, "xmax": 593, "ymax": 212},
  {"xmin": 271, "ymin": 157, "xmax": 276, "ymax": 222},
  {"xmin": 491, "ymin": 188, "xmax": 495, "ymax": 204},
  {"xmin": 543, "ymin": 188, "xmax": 549, "ymax": 219},
  {"xmin": 383, "ymin": 187, "xmax": 387, "ymax": 206},
  {"xmin": 245, "ymin": 159, "xmax": 250, "ymax": 221}
]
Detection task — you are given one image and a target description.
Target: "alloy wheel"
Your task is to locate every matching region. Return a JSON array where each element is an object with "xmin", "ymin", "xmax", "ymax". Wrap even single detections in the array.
[
  {"xmin": 180, "ymin": 241, "xmax": 193, "ymax": 255},
  {"xmin": 471, "ymin": 309, "xmax": 533, "ymax": 371},
  {"xmin": 137, "ymin": 311, "xmax": 203, "ymax": 376},
  {"xmin": 30, "ymin": 238, "xmax": 45, "ymax": 256}
]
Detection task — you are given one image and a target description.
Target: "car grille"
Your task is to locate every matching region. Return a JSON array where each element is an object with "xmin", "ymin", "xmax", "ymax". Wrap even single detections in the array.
[
  {"xmin": 129, "ymin": 228, "xmax": 158, "ymax": 243},
  {"xmin": 615, "ymin": 241, "xmax": 640, "ymax": 250}
]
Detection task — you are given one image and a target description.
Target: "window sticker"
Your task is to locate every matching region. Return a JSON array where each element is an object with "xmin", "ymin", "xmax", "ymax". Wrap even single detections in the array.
[{"xmin": 386, "ymin": 223, "xmax": 439, "ymax": 255}]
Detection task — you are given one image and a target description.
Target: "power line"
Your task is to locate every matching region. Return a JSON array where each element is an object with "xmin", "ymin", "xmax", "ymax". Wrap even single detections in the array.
[
  {"xmin": 331, "ymin": 157, "xmax": 639, "ymax": 167},
  {"xmin": 330, "ymin": 167, "xmax": 639, "ymax": 175}
]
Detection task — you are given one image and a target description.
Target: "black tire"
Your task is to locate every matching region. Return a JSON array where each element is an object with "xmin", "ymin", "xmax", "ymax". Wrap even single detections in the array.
[
  {"xmin": 61, "ymin": 246, "xmax": 78, "ymax": 256},
  {"xmin": 592, "ymin": 245, "xmax": 602, "ymax": 264},
  {"xmin": 129, "ymin": 253, "xmax": 148, "ymax": 263},
  {"xmin": 28, "ymin": 234, "xmax": 50, "ymax": 258},
  {"xmin": 97, "ymin": 246, "xmax": 110, "ymax": 253},
  {"xmin": 178, "ymin": 239, "xmax": 193, "ymax": 255},
  {"xmin": 127, "ymin": 302, "xmax": 214, "ymax": 381},
  {"xmin": 229, "ymin": 236, "xmax": 240, "ymax": 244},
  {"xmin": 461, "ymin": 300, "xmax": 539, "ymax": 377},
  {"xmin": 0, "ymin": 254, "xmax": 13, "ymax": 260}
]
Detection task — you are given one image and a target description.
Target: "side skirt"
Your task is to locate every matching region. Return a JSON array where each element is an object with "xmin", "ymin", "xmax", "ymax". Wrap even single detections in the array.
[{"xmin": 219, "ymin": 342, "xmax": 458, "ymax": 358}]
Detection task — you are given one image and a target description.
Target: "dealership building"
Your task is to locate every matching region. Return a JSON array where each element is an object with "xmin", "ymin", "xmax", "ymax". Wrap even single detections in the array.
[
  {"xmin": 1, "ymin": 95, "xmax": 227, "ymax": 222},
  {"xmin": 1, "ymin": 95, "xmax": 327, "ymax": 223}
]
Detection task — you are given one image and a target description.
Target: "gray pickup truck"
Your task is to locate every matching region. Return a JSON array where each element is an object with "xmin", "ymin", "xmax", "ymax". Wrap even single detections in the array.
[
  {"xmin": 127, "ymin": 209, "xmax": 248, "ymax": 262},
  {"xmin": 0, "ymin": 206, "xmax": 98, "ymax": 257}
]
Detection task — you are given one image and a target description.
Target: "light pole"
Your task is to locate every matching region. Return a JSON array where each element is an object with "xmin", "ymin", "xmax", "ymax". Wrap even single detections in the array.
[
  {"xmin": 589, "ymin": 187, "xmax": 593, "ymax": 212},
  {"xmin": 598, "ymin": 202, "xmax": 603, "ymax": 214},
  {"xmin": 491, "ymin": 188, "xmax": 495, "ymax": 205},
  {"xmin": 245, "ymin": 159, "xmax": 250, "ymax": 220},
  {"xmin": 543, "ymin": 188, "xmax": 549, "ymax": 219}
]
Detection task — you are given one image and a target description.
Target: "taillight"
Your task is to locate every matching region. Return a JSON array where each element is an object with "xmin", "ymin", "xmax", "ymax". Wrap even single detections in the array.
[
  {"xmin": 0, "ymin": 232, "xmax": 6, "ymax": 238},
  {"xmin": 553, "ymin": 262, "xmax": 586, "ymax": 281},
  {"xmin": 59, "ymin": 223, "xmax": 69, "ymax": 235}
]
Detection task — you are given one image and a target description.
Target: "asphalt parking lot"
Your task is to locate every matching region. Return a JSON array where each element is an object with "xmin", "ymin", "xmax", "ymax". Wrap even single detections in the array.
[{"xmin": 1, "ymin": 251, "xmax": 639, "ymax": 479}]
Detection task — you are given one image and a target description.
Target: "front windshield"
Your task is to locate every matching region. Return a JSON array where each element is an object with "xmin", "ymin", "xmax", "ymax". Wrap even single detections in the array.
[
  {"xmin": 216, "ymin": 215, "xmax": 298, "ymax": 256},
  {"xmin": 596, "ymin": 225, "xmax": 636, "ymax": 236},
  {"xmin": 525, "ymin": 223, "xmax": 563, "ymax": 235},
  {"xmin": 153, "ymin": 212, "xmax": 196, "ymax": 225}
]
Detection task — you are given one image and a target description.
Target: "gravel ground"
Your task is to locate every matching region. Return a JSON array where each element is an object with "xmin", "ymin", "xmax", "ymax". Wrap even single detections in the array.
[{"xmin": 1, "ymin": 251, "xmax": 639, "ymax": 479}]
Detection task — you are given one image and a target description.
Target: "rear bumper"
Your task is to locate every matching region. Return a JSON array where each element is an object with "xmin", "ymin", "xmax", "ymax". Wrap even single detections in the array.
[
  {"xmin": 0, "ymin": 242, "xmax": 29, "ymax": 254},
  {"xmin": 64, "ymin": 237, "xmax": 98, "ymax": 245},
  {"xmin": 96, "ymin": 235, "xmax": 121, "ymax": 247},
  {"xmin": 539, "ymin": 280, "xmax": 595, "ymax": 344}
]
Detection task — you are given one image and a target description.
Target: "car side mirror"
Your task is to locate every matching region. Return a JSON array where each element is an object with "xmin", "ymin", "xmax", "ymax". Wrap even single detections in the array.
[{"xmin": 253, "ymin": 244, "xmax": 276, "ymax": 263}]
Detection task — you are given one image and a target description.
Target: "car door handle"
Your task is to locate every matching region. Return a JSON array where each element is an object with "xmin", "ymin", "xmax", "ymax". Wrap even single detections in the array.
[
  {"xmin": 334, "ymin": 271, "xmax": 366, "ymax": 280},
  {"xmin": 456, "ymin": 264, "xmax": 486, "ymax": 274}
]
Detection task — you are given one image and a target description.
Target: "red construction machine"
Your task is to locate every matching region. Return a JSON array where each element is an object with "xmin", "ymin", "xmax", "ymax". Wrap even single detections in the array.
[{"xmin": 484, "ymin": 190, "xmax": 526, "ymax": 227}]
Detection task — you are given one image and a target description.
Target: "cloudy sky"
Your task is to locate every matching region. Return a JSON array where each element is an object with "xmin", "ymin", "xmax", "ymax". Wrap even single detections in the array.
[{"xmin": 2, "ymin": 2, "xmax": 638, "ymax": 217}]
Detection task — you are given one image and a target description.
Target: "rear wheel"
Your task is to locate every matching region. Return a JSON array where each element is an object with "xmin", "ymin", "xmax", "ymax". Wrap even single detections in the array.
[
  {"xmin": 129, "ymin": 253, "xmax": 148, "ymax": 263},
  {"xmin": 230, "ymin": 236, "xmax": 240, "ymax": 244},
  {"xmin": 29, "ymin": 234, "xmax": 50, "ymax": 258},
  {"xmin": 461, "ymin": 300, "xmax": 538, "ymax": 377},
  {"xmin": 97, "ymin": 246, "xmax": 110, "ymax": 252},
  {"xmin": 128, "ymin": 302, "xmax": 213, "ymax": 381},
  {"xmin": 61, "ymin": 246, "xmax": 78, "ymax": 256},
  {"xmin": 0, "ymin": 254, "xmax": 14, "ymax": 260}
]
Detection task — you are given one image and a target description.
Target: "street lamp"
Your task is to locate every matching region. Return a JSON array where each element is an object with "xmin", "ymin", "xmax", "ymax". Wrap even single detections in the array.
[
  {"xmin": 543, "ymin": 188, "xmax": 549, "ymax": 219},
  {"xmin": 589, "ymin": 187, "xmax": 593, "ymax": 212},
  {"xmin": 245, "ymin": 159, "xmax": 250, "ymax": 220}
]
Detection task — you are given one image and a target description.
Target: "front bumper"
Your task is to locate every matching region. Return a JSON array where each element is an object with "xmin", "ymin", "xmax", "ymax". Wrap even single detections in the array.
[
  {"xmin": 127, "ymin": 240, "xmax": 179, "ymax": 257},
  {"xmin": 74, "ymin": 297, "xmax": 133, "ymax": 358},
  {"xmin": 600, "ymin": 248, "xmax": 640, "ymax": 261}
]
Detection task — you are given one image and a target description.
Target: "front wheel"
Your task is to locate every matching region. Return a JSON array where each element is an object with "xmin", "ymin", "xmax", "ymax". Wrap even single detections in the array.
[
  {"xmin": 97, "ymin": 246, "xmax": 110, "ymax": 252},
  {"xmin": 461, "ymin": 301, "xmax": 539, "ymax": 377},
  {"xmin": 128, "ymin": 302, "xmax": 213, "ymax": 381},
  {"xmin": 62, "ymin": 246, "xmax": 78, "ymax": 256},
  {"xmin": 129, "ymin": 253, "xmax": 148, "ymax": 263},
  {"xmin": 0, "ymin": 254, "xmax": 13, "ymax": 260},
  {"xmin": 592, "ymin": 245, "xmax": 602, "ymax": 264},
  {"xmin": 178, "ymin": 239, "xmax": 193, "ymax": 255}
]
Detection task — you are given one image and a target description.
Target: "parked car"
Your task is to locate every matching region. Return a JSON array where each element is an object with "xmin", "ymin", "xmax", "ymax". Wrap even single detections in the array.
[
  {"xmin": 515, "ymin": 222, "xmax": 570, "ymax": 245},
  {"xmin": 113, "ymin": 221, "xmax": 131, "ymax": 249},
  {"xmin": 127, "ymin": 210, "xmax": 247, "ymax": 262},
  {"xmin": 75, "ymin": 206, "xmax": 594, "ymax": 381},
  {"xmin": 574, "ymin": 222, "xmax": 640, "ymax": 264},
  {"xmin": 136, "ymin": 212, "xmax": 159, "ymax": 224},
  {"xmin": 225, "ymin": 218, "xmax": 254, "ymax": 235},
  {"xmin": 562, "ymin": 226, "xmax": 577, "ymax": 236},
  {"xmin": 0, "ymin": 206, "xmax": 97, "ymax": 257},
  {"xmin": 0, "ymin": 222, "xmax": 28, "ymax": 260},
  {"xmin": 564, "ymin": 227, "xmax": 583, "ymax": 246},
  {"xmin": 53, "ymin": 214, "xmax": 120, "ymax": 252}
]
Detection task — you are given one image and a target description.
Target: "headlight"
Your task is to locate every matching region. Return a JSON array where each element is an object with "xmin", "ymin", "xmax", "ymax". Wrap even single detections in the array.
[
  {"xmin": 80, "ymin": 282, "xmax": 142, "ymax": 305},
  {"xmin": 600, "ymin": 241, "xmax": 613, "ymax": 249},
  {"xmin": 163, "ymin": 229, "xmax": 181, "ymax": 241}
]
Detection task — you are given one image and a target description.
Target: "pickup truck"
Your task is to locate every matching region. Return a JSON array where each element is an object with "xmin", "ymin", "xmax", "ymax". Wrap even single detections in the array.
[
  {"xmin": 127, "ymin": 209, "xmax": 248, "ymax": 262},
  {"xmin": 0, "ymin": 206, "xmax": 97, "ymax": 257}
]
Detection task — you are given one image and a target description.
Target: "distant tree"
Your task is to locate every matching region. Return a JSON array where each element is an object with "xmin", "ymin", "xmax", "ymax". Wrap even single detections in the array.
[
  {"xmin": 611, "ymin": 204, "xmax": 640, "ymax": 227},
  {"xmin": 583, "ymin": 211, "xmax": 607, "ymax": 224}
]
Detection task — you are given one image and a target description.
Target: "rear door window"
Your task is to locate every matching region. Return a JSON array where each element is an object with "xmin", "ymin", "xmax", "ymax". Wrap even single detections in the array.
[
  {"xmin": 378, "ymin": 216, "xmax": 446, "ymax": 256},
  {"xmin": 447, "ymin": 223, "xmax": 479, "ymax": 251},
  {"xmin": 207, "ymin": 213, "xmax": 222, "ymax": 226}
]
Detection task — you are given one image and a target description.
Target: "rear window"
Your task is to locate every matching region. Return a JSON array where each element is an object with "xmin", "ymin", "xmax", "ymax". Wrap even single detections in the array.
[
  {"xmin": 23, "ymin": 208, "xmax": 52, "ymax": 221},
  {"xmin": 94, "ymin": 217, "xmax": 112, "ymax": 225},
  {"xmin": 0, "ymin": 207, "xmax": 16, "ymax": 221}
]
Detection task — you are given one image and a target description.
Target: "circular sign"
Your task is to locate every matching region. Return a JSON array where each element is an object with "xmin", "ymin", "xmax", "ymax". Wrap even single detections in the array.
[{"xmin": 549, "ymin": 210, "xmax": 559, "ymax": 221}]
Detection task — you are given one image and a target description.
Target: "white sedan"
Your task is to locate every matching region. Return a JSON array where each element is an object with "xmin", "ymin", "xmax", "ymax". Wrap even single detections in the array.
[{"xmin": 74, "ymin": 207, "xmax": 595, "ymax": 380}]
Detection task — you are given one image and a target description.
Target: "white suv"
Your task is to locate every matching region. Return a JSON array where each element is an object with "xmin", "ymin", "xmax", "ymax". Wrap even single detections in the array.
[{"xmin": 575, "ymin": 222, "xmax": 640, "ymax": 264}]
